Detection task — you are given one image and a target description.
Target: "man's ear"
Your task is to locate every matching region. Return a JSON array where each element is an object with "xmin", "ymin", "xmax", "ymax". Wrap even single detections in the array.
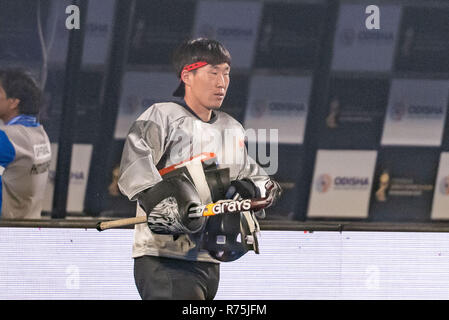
[
  {"xmin": 180, "ymin": 70, "xmax": 191, "ymax": 88},
  {"xmin": 8, "ymin": 97, "xmax": 20, "ymax": 111}
]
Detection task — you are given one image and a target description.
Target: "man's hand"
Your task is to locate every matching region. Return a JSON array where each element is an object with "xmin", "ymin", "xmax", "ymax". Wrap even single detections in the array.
[
  {"xmin": 225, "ymin": 179, "xmax": 260, "ymax": 200},
  {"xmin": 225, "ymin": 178, "xmax": 282, "ymax": 219}
]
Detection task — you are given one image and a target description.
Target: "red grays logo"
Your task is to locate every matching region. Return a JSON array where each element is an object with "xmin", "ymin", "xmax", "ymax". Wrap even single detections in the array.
[{"xmin": 205, "ymin": 199, "xmax": 252, "ymax": 216}]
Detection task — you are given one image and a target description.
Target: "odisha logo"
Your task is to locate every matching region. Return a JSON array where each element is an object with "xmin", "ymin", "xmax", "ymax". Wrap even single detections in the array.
[
  {"xmin": 316, "ymin": 174, "xmax": 370, "ymax": 192},
  {"xmin": 391, "ymin": 100, "xmax": 443, "ymax": 120},
  {"xmin": 86, "ymin": 23, "xmax": 108, "ymax": 36},
  {"xmin": 408, "ymin": 104, "xmax": 443, "ymax": 116},
  {"xmin": 440, "ymin": 176, "xmax": 449, "ymax": 195},
  {"xmin": 269, "ymin": 102, "xmax": 305, "ymax": 113},
  {"xmin": 316, "ymin": 174, "xmax": 332, "ymax": 193},
  {"xmin": 390, "ymin": 100, "xmax": 407, "ymax": 121},
  {"xmin": 340, "ymin": 28, "xmax": 393, "ymax": 46},
  {"xmin": 357, "ymin": 30, "xmax": 394, "ymax": 43},
  {"xmin": 251, "ymin": 99, "xmax": 268, "ymax": 118},
  {"xmin": 251, "ymin": 100, "xmax": 305, "ymax": 118},
  {"xmin": 334, "ymin": 176, "xmax": 369, "ymax": 188}
]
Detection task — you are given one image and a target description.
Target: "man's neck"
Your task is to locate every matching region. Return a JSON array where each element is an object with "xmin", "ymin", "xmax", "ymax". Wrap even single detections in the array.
[
  {"xmin": 183, "ymin": 96, "xmax": 212, "ymax": 122},
  {"xmin": 1, "ymin": 112, "xmax": 20, "ymax": 125}
]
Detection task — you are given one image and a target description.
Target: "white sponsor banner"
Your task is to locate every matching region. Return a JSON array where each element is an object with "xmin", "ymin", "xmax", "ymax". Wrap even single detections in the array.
[
  {"xmin": 431, "ymin": 152, "xmax": 449, "ymax": 220},
  {"xmin": 81, "ymin": 0, "xmax": 116, "ymax": 65},
  {"xmin": 244, "ymin": 75, "xmax": 311, "ymax": 144},
  {"xmin": 193, "ymin": 1, "xmax": 262, "ymax": 69},
  {"xmin": 43, "ymin": 143, "xmax": 93, "ymax": 213},
  {"xmin": 47, "ymin": 0, "xmax": 116, "ymax": 65},
  {"xmin": 381, "ymin": 79, "xmax": 449, "ymax": 146},
  {"xmin": 45, "ymin": 0, "xmax": 71, "ymax": 64},
  {"xmin": 331, "ymin": 4, "xmax": 401, "ymax": 72},
  {"xmin": 113, "ymin": 71, "xmax": 178, "ymax": 139},
  {"xmin": 307, "ymin": 150, "xmax": 377, "ymax": 218}
]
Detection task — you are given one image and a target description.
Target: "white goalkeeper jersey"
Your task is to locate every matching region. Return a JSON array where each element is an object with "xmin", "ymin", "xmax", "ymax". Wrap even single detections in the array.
[{"xmin": 118, "ymin": 101, "xmax": 266, "ymax": 262}]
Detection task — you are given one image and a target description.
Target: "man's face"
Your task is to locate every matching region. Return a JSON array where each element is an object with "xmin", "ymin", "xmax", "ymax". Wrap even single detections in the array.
[
  {"xmin": 184, "ymin": 63, "xmax": 230, "ymax": 110},
  {"xmin": 0, "ymin": 84, "xmax": 19, "ymax": 123},
  {"xmin": 0, "ymin": 85, "xmax": 11, "ymax": 121}
]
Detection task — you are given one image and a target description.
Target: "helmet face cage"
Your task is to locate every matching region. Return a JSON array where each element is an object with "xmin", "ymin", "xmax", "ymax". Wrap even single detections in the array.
[{"xmin": 201, "ymin": 212, "xmax": 258, "ymax": 262}]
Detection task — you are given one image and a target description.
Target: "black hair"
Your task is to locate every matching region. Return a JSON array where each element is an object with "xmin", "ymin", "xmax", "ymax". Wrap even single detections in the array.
[
  {"xmin": 0, "ymin": 68, "xmax": 42, "ymax": 116},
  {"xmin": 172, "ymin": 38, "xmax": 231, "ymax": 97}
]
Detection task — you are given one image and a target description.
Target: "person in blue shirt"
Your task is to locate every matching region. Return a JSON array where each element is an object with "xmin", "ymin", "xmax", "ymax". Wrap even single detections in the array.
[{"xmin": 0, "ymin": 69, "xmax": 51, "ymax": 219}]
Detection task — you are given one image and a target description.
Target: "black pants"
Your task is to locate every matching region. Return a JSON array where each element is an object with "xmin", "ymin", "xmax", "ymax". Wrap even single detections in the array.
[{"xmin": 134, "ymin": 255, "xmax": 220, "ymax": 300}]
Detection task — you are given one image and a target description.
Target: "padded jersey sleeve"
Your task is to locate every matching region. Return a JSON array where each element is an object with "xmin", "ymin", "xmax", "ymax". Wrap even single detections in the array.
[{"xmin": 117, "ymin": 105, "xmax": 171, "ymax": 201}]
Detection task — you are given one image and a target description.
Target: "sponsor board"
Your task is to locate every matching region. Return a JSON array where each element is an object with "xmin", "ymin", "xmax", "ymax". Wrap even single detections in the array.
[
  {"xmin": 431, "ymin": 153, "xmax": 449, "ymax": 220},
  {"xmin": 307, "ymin": 150, "xmax": 377, "ymax": 218},
  {"xmin": 395, "ymin": 7, "xmax": 449, "ymax": 73},
  {"xmin": 244, "ymin": 75, "xmax": 311, "ymax": 144},
  {"xmin": 320, "ymin": 78, "xmax": 389, "ymax": 149},
  {"xmin": 381, "ymin": 79, "xmax": 449, "ymax": 146},
  {"xmin": 113, "ymin": 71, "xmax": 178, "ymax": 139},
  {"xmin": 43, "ymin": 144, "xmax": 93, "ymax": 213},
  {"xmin": 255, "ymin": 2, "xmax": 324, "ymax": 69},
  {"xmin": 193, "ymin": 1, "xmax": 262, "ymax": 69},
  {"xmin": 369, "ymin": 148, "xmax": 439, "ymax": 222},
  {"xmin": 331, "ymin": 4, "xmax": 401, "ymax": 71},
  {"xmin": 47, "ymin": 0, "xmax": 116, "ymax": 66}
]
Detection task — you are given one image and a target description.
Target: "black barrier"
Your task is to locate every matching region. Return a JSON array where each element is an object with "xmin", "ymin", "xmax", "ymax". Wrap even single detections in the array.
[
  {"xmin": 52, "ymin": 0, "xmax": 88, "ymax": 218},
  {"xmin": 4, "ymin": 219, "xmax": 449, "ymax": 233},
  {"xmin": 84, "ymin": 0, "xmax": 137, "ymax": 215}
]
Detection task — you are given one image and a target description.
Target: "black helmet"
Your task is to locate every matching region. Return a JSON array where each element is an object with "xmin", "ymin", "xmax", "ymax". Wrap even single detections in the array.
[{"xmin": 201, "ymin": 211, "xmax": 259, "ymax": 262}]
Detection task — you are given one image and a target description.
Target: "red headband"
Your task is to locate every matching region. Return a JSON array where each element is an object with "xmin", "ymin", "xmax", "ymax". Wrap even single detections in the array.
[
  {"xmin": 174, "ymin": 61, "xmax": 209, "ymax": 96},
  {"xmin": 181, "ymin": 61, "xmax": 208, "ymax": 74}
]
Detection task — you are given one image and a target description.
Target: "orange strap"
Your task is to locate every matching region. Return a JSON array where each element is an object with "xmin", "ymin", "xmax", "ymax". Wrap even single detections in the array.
[{"xmin": 158, "ymin": 152, "xmax": 217, "ymax": 176}]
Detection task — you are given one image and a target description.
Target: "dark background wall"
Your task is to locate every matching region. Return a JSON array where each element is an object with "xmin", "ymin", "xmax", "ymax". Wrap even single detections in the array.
[{"xmin": 1, "ymin": 0, "xmax": 449, "ymax": 228}]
